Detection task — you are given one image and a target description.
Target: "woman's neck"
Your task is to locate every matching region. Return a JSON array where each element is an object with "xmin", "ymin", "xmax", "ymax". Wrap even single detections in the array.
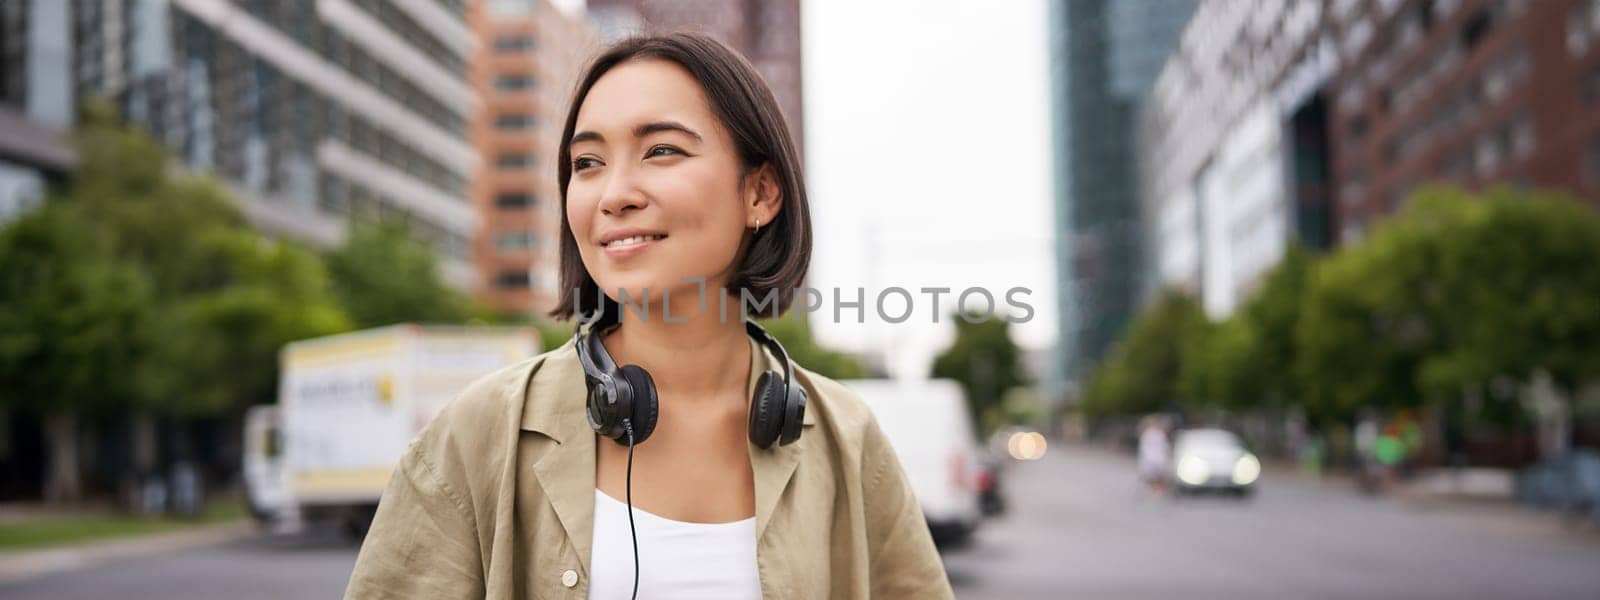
[{"xmin": 600, "ymin": 293, "xmax": 751, "ymax": 402}]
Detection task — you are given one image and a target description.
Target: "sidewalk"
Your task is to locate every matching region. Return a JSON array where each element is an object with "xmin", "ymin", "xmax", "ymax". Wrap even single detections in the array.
[
  {"xmin": 0, "ymin": 505, "xmax": 257, "ymax": 583},
  {"xmin": 1260, "ymin": 455, "xmax": 1600, "ymax": 540},
  {"xmin": 1263, "ymin": 460, "xmax": 1517, "ymax": 504}
]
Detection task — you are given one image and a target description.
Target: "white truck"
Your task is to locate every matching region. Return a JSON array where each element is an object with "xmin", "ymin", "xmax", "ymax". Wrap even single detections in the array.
[
  {"xmin": 244, "ymin": 324, "xmax": 539, "ymax": 536},
  {"xmin": 841, "ymin": 378, "xmax": 986, "ymax": 549}
]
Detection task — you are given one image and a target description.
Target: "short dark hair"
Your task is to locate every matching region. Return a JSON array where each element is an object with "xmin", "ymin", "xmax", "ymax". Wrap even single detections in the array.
[{"xmin": 546, "ymin": 32, "xmax": 812, "ymax": 321}]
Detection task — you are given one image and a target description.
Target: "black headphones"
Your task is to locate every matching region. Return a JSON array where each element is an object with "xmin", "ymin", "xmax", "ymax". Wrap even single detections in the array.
[{"xmin": 573, "ymin": 307, "xmax": 808, "ymax": 449}]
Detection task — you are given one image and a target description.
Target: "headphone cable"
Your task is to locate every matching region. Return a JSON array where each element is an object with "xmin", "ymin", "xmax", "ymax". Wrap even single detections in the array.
[{"xmin": 625, "ymin": 421, "xmax": 639, "ymax": 600}]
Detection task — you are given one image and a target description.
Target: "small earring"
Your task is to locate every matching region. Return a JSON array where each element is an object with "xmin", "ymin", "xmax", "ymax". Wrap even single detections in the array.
[{"xmin": 753, "ymin": 217, "xmax": 761, "ymax": 235}]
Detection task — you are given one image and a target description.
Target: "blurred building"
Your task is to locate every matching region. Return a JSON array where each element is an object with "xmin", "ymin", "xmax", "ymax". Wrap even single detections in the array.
[
  {"xmin": 469, "ymin": 0, "xmax": 595, "ymax": 316},
  {"xmin": 1329, "ymin": 0, "xmax": 1600, "ymax": 242},
  {"xmin": 583, "ymin": 0, "xmax": 804, "ymax": 149},
  {"xmin": 1140, "ymin": 0, "xmax": 1336, "ymax": 319},
  {"xmin": 1047, "ymin": 0, "xmax": 1193, "ymax": 383},
  {"xmin": 64, "ymin": 0, "xmax": 478, "ymax": 288},
  {"xmin": 1141, "ymin": 0, "xmax": 1600, "ymax": 321},
  {"xmin": 0, "ymin": 0, "xmax": 76, "ymax": 224}
]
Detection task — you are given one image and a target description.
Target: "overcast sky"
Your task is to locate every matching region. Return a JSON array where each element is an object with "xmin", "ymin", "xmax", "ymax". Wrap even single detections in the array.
[{"xmin": 801, "ymin": 0, "xmax": 1056, "ymax": 379}]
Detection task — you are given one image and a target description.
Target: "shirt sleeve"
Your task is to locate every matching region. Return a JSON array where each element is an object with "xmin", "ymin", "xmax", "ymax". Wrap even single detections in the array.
[
  {"xmin": 860, "ymin": 417, "xmax": 956, "ymax": 599},
  {"xmin": 344, "ymin": 437, "xmax": 486, "ymax": 600}
]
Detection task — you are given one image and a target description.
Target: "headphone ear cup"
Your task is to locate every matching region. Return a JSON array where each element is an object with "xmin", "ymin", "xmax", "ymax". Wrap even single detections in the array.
[
  {"xmin": 616, "ymin": 365, "xmax": 657, "ymax": 445},
  {"xmin": 778, "ymin": 383, "xmax": 807, "ymax": 446},
  {"xmin": 749, "ymin": 372, "xmax": 784, "ymax": 449}
]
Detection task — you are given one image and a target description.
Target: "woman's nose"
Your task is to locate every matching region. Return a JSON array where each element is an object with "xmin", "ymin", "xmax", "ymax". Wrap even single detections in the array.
[{"xmin": 597, "ymin": 167, "xmax": 649, "ymax": 216}]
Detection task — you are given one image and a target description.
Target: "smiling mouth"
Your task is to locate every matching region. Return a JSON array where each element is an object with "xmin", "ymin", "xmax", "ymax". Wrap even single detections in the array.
[{"xmin": 601, "ymin": 234, "xmax": 667, "ymax": 248}]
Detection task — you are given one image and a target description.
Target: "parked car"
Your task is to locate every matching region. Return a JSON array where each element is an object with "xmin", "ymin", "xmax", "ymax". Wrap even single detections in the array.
[
  {"xmin": 1170, "ymin": 428, "xmax": 1260, "ymax": 497},
  {"xmin": 844, "ymin": 378, "xmax": 985, "ymax": 549},
  {"xmin": 1517, "ymin": 449, "xmax": 1600, "ymax": 524}
]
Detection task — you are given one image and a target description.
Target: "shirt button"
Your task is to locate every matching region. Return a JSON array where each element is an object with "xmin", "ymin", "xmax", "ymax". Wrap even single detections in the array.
[{"xmin": 561, "ymin": 569, "xmax": 578, "ymax": 588}]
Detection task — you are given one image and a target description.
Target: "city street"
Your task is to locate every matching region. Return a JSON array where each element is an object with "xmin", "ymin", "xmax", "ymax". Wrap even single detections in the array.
[
  {"xmin": 947, "ymin": 445, "xmax": 1600, "ymax": 599},
  {"xmin": 5, "ymin": 445, "xmax": 1600, "ymax": 599}
]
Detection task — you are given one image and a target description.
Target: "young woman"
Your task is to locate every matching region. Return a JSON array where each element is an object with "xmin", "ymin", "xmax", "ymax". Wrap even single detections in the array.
[{"xmin": 344, "ymin": 32, "xmax": 952, "ymax": 599}]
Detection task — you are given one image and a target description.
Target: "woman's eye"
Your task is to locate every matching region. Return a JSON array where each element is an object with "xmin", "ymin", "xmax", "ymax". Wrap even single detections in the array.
[
  {"xmin": 572, "ymin": 157, "xmax": 601, "ymax": 171},
  {"xmin": 646, "ymin": 145, "xmax": 683, "ymax": 158}
]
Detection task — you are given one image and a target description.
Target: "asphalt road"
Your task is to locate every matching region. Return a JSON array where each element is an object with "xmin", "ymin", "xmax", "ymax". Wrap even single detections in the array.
[
  {"xmin": 5, "ymin": 445, "xmax": 1600, "ymax": 599},
  {"xmin": 943, "ymin": 444, "xmax": 1600, "ymax": 599},
  {"xmin": 0, "ymin": 527, "xmax": 360, "ymax": 600}
]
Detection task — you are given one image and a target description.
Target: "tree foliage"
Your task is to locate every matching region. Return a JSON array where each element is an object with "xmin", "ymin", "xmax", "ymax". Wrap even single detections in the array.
[
  {"xmin": 1083, "ymin": 185, "xmax": 1600, "ymax": 433},
  {"xmin": 326, "ymin": 220, "xmax": 472, "ymax": 328},
  {"xmin": 1080, "ymin": 290, "xmax": 1205, "ymax": 418},
  {"xmin": 760, "ymin": 315, "xmax": 868, "ymax": 382},
  {"xmin": 0, "ymin": 201, "xmax": 155, "ymax": 418},
  {"xmin": 931, "ymin": 314, "xmax": 1032, "ymax": 434},
  {"xmin": 1296, "ymin": 185, "xmax": 1600, "ymax": 422}
]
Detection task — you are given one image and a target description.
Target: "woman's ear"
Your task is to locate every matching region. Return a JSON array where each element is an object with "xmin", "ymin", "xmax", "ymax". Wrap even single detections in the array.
[{"xmin": 744, "ymin": 163, "xmax": 783, "ymax": 225}]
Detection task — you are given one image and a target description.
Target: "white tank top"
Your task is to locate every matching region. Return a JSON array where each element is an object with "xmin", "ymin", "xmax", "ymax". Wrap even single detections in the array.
[{"xmin": 587, "ymin": 489, "xmax": 764, "ymax": 600}]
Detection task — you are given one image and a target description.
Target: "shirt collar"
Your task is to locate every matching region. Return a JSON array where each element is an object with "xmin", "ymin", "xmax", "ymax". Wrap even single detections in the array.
[{"xmin": 514, "ymin": 328, "xmax": 819, "ymax": 566}]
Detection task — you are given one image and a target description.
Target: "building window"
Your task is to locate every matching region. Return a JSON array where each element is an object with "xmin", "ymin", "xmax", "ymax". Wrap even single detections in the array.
[
  {"xmin": 1584, "ymin": 136, "xmax": 1600, "ymax": 185},
  {"xmin": 1343, "ymin": 18, "xmax": 1374, "ymax": 60},
  {"xmin": 1480, "ymin": 48, "xmax": 1527, "ymax": 103},
  {"xmin": 1347, "ymin": 115, "xmax": 1368, "ymax": 142},
  {"xmin": 494, "ymin": 74, "xmax": 535, "ymax": 91},
  {"xmin": 1474, "ymin": 126, "xmax": 1509, "ymax": 177},
  {"xmin": 1568, "ymin": 0, "xmax": 1600, "ymax": 56},
  {"xmin": 1340, "ymin": 171, "xmax": 1366, "ymax": 209},
  {"xmin": 496, "ymin": 270, "xmax": 531, "ymax": 289},
  {"xmin": 1584, "ymin": 66, "xmax": 1600, "ymax": 104},
  {"xmin": 1341, "ymin": 218, "xmax": 1368, "ymax": 245},
  {"xmin": 1510, "ymin": 115, "xmax": 1534, "ymax": 159},
  {"xmin": 495, "ymin": 231, "xmax": 538, "ymax": 252},
  {"xmin": 496, "ymin": 153, "xmax": 533, "ymax": 170},
  {"xmin": 1443, "ymin": 149, "xmax": 1474, "ymax": 180},
  {"xmin": 495, "ymin": 192, "xmax": 535, "ymax": 209},
  {"xmin": 1461, "ymin": 8, "xmax": 1495, "ymax": 51},
  {"xmin": 495, "ymin": 114, "xmax": 535, "ymax": 130},
  {"xmin": 494, "ymin": 35, "xmax": 535, "ymax": 53}
]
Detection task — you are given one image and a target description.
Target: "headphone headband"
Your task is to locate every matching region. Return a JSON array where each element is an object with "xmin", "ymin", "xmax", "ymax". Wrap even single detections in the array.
[
  {"xmin": 743, "ymin": 319, "xmax": 794, "ymax": 392},
  {"xmin": 573, "ymin": 307, "xmax": 805, "ymax": 448}
]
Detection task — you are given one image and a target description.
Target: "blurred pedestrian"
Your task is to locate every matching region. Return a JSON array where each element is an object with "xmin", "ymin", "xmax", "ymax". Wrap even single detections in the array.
[
  {"xmin": 1138, "ymin": 416, "xmax": 1171, "ymax": 495},
  {"xmin": 1355, "ymin": 413, "xmax": 1384, "ymax": 494}
]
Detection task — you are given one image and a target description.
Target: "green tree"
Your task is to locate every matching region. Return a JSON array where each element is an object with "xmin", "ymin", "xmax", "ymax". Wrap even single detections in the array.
[
  {"xmin": 1180, "ymin": 244, "xmax": 1315, "ymax": 413},
  {"xmin": 1295, "ymin": 185, "xmax": 1600, "ymax": 429},
  {"xmin": 1296, "ymin": 201, "xmax": 1445, "ymax": 422},
  {"xmin": 327, "ymin": 220, "xmax": 472, "ymax": 328},
  {"xmin": 1178, "ymin": 315, "xmax": 1257, "ymax": 412},
  {"xmin": 531, "ymin": 318, "xmax": 577, "ymax": 352},
  {"xmin": 1415, "ymin": 187, "xmax": 1600, "ymax": 400},
  {"xmin": 931, "ymin": 313, "xmax": 1031, "ymax": 434},
  {"xmin": 759, "ymin": 315, "xmax": 867, "ymax": 381},
  {"xmin": 9, "ymin": 102, "xmax": 354, "ymax": 494},
  {"xmin": 0, "ymin": 202, "xmax": 155, "ymax": 502},
  {"xmin": 170, "ymin": 230, "xmax": 351, "ymax": 416},
  {"xmin": 1081, "ymin": 290, "xmax": 1206, "ymax": 419}
]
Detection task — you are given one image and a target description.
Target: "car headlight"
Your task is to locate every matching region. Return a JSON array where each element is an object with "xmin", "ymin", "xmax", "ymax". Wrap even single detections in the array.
[
  {"xmin": 1232, "ymin": 453, "xmax": 1260, "ymax": 485},
  {"xmin": 1176, "ymin": 455, "xmax": 1209, "ymax": 485}
]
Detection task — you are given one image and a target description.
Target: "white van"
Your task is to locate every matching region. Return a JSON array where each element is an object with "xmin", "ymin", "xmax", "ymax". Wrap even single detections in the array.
[
  {"xmin": 245, "ymin": 324, "xmax": 538, "ymax": 536},
  {"xmin": 841, "ymin": 378, "xmax": 984, "ymax": 548}
]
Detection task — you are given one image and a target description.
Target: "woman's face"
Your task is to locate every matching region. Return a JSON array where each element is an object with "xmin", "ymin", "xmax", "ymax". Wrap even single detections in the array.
[{"xmin": 566, "ymin": 58, "xmax": 769, "ymax": 313}]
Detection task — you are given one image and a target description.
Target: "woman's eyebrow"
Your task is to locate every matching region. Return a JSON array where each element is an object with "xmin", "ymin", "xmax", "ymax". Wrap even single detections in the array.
[
  {"xmin": 570, "ymin": 121, "xmax": 703, "ymax": 148},
  {"xmin": 634, "ymin": 121, "xmax": 702, "ymax": 142}
]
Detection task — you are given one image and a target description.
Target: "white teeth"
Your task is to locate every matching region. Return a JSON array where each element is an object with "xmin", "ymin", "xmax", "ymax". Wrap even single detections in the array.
[{"xmin": 604, "ymin": 234, "xmax": 664, "ymax": 248}]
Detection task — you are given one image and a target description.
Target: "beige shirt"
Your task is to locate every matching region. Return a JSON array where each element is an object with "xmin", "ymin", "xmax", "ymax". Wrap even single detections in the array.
[{"xmin": 344, "ymin": 334, "xmax": 954, "ymax": 599}]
